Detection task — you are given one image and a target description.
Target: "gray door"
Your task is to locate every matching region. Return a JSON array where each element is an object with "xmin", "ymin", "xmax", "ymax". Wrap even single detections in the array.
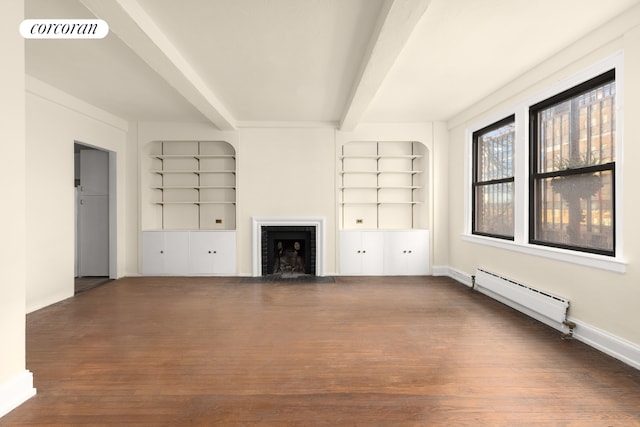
[{"xmin": 77, "ymin": 148, "xmax": 109, "ymax": 276}]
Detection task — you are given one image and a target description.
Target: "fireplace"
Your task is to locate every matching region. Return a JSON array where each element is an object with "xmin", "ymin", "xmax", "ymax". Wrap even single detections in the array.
[
  {"xmin": 252, "ymin": 217, "xmax": 325, "ymax": 277},
  {"xmin": 261, "ymin": 226, "xmax": 315, "ymax": 276}
]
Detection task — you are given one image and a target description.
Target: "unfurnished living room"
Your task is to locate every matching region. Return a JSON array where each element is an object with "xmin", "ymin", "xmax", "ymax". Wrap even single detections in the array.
[{"xmin": 1, "ymin": 0, "xmax": 640, "ymax": 425}]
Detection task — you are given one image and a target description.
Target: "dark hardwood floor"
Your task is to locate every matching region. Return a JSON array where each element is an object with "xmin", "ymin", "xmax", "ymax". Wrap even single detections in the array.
[
  {"xmin": 74, "ymin": 276, "xmax": 111, "ymax": 294},
  {"xmin": 2, "ymin": 276, "xmax": 639, "ymax": 426}
]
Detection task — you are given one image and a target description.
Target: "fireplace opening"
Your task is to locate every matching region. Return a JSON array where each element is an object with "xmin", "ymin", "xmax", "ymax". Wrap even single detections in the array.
[{"xmin": 261, "ymin": 226, "xmax": 316, "ymax": 276}]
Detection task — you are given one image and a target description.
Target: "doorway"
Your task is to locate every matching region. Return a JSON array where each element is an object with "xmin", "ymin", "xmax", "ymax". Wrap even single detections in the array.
[{"xmin": 74, "ymin": 142, "xmax": 114, "ymax": 293}]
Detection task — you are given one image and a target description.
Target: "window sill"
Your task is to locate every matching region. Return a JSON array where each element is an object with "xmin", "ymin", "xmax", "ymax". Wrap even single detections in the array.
[{"xmin": 461, "ymin": 234, "xmax": 626, "ymax": 273}]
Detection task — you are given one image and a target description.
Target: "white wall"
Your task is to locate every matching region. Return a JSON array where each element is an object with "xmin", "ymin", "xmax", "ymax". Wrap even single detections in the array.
[
  {"xmin": 237, "ymin": 127, "xmax": 337, "ymax": 274},
  {"xmin": 446, "ymin": 7, "xmax": 640, "ymax": 351},
  {"xmin": 432, "ymin": 122, "xmax": 449, "ymax": 268},
  {"xmin": 0, "ymin": 0, "xmax": 37, "ymax": 417},
  {"xmin": 125, "ymin": 121, "xmax": 139, "ymax": 275},
  {"xmin": 138, "ymin": 122, "xmax": 444, "ymax": 276},
  {"xmin": 0, "ymin": 0, "xmax": 26, "ymax": 384},
  {"xmin": 25, "ymin": 78, "xmax": 131, "ymax": 313}
]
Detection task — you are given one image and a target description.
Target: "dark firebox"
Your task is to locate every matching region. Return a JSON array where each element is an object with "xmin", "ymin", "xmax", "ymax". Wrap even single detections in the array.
[{"xmin": 261, "ymin": 226, "xmax": 316, "ymax": 276}]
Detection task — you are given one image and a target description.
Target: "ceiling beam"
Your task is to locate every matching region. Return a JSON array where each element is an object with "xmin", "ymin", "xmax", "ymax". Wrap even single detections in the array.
[
  {"xmin": 81, "ymin": 0, "xmax": 236, "ymax": 130},
  {"xmin": 340, "ymin": 0, "xmax": 431, "ymax": 131}
]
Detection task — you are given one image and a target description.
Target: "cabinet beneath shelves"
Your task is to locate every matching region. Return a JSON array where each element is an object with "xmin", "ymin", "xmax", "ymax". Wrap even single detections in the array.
[
  {"xmin": 142, "ymin": 231, "xmax": 236, "ymax": 275},
  {"xmin": 339, "ymin": 230, "xmax": 430, "ymax": 276}
]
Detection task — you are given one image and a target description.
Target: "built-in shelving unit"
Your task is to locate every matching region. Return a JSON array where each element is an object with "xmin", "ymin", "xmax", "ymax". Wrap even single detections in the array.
[
  {"xmin": 339, "ymin": 141, "xmax": 426, "ymax": 230},
  {"xmin": 149, "ymin": 141, "xmax": 236, "ymax": 230}
]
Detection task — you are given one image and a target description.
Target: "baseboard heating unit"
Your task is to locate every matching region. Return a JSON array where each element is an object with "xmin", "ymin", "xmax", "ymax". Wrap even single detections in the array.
[{"xmin": 473, "ymin": 268, "xmax": 573, "ymax": 335}]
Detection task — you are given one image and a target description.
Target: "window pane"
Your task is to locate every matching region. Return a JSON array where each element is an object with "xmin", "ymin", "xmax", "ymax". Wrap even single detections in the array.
[
  {"xmin": 534, "ymin": 170, "xmax": 613, "ymax": 252},
  {"xmin": 537, "ymin": 81, "xmax": 615, "ymax": 173},
  {"xmin": 475, "ymin": 182, "xmax": 514, "ymax": 237},
  {"xmin": 477, "ymin": 123, "xmax": 515, "ymax": 181}
]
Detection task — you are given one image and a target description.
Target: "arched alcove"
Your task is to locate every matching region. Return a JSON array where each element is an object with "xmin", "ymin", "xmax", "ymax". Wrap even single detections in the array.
[
  {"xmin": 148, "ymin": 140, "xmax": 236, "ymax": 230},
  {"xmin": 339, "ymin": 140, "xmax": 428, "ymax": 230}
]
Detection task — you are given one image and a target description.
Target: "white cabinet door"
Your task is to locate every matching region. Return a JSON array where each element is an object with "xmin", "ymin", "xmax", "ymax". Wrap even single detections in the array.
[
  {"xmin": 361, "ymin": 231, "xmax": 384, "ymax": 275},
  {"xmin": 383, "ymin": 231, "xmax": 410, "ymax": 275},
  {"xmin": 209, "ymin": 231, "xmax": 236, "ymax": 275},
  {"xmin": 142, "ymin": 231, "xmax": 165, "ymax": 275},
  {"xmin": 163, "ymin": 232, "xmax": 190, "ymax": 275},
  {"xmin": 189, "ymin": 232, "xmax": 216, "ymax": 274},
  {"xmin": 339, "ymin": 231, "xmax": 384, "ymax": 275},
  {"xmin": 142, "ymin": 231, "xmax": 189, "ymax": 275},
  {"xmin": 406, "ymin": 230, "xmax": 429, "ymax": 275},
  {"xmin": 384, "ymin": 230, "xmax": 429, "ymax": 275},
  {"xmin": 340, "ymin": 231, "xmax": 364, "ymax": 275},
  {"xmin": 189, "ymin": 231, "xmax": 236, "ymax": 275}
]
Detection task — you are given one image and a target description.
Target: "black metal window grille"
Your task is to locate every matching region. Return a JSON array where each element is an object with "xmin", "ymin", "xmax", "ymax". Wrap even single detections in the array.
[
  {"xmin": 529, "ymin": 69, "xmax": 616, "ymax": 256},
  {"xmin": 472, "ymin": 115, "xmax": 515, "ymax": 240}
]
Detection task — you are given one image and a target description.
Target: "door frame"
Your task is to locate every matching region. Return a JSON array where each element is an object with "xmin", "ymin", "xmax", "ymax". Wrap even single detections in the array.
[{"xmin": 74, "ymin": 141, "xmax": 117, "ymax": 279}]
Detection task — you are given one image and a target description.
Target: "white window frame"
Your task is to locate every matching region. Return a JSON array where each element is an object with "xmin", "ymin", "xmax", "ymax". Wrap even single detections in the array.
[{"xmin": 463, "ymin": 52, "xmax": 626, "ymax": 273}]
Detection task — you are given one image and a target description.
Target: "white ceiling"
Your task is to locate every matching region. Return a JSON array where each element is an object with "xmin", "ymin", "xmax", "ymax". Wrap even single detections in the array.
[{"xmin": 25, "ymin": 0, "xmax": 640, "ymax": 129}]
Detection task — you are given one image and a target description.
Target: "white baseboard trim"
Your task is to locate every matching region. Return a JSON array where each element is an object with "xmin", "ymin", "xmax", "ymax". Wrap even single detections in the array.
[
  {"xmin": 0, "ymin": 370, "xmax": 36, "ymax": 419},
  {"xmin": 432, "ymin": 265, "xmax": 473, "ymax": 287},
  {"xmin": 568, "ymin": 317, "xmax": 640, "ymax": 370},
  {"xmin": 431, "ymin": 265, "xmax": 449, "ymax": 276},
  {"xmin": 436, "ymin": 265, "xmax": 640, "ymax": 371}
]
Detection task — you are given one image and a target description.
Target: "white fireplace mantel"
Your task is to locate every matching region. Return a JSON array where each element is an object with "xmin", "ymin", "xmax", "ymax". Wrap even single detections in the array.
[{"xmin": 252, "ymin": 216, "xmax": 325, "ymax": 277}]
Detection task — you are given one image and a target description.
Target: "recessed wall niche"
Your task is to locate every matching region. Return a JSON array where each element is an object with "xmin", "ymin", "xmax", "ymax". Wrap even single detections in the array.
[
  {"xmin": 339, "ymin": 141, "xmax": 427, "ymax": 230},
  {"xmin": 148, "ymin": 141, "xmax": 236, "ymax": 230}
]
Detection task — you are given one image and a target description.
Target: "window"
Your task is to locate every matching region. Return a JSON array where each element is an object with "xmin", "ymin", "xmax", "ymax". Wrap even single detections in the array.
[
  {"xmin": 472, "ymin": 115, "xmax": 515, "ymax": 239},
  {"xmin": 530, "ymin": 70, "xmax": 615, "ymax": 256}
]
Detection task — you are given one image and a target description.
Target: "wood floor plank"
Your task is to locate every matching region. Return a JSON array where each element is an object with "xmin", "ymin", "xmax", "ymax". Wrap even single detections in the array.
[{"xmin": 1, "ymin": 276, "xmax": 639, "ymax": 425}]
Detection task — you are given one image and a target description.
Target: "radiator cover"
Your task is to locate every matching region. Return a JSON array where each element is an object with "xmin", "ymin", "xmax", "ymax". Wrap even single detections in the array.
[{"xmin": 475, "ymin": 268, "xmax": 570, "ymax": 332}]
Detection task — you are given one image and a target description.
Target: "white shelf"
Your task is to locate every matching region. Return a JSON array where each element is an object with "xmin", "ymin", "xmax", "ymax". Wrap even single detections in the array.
[
  {"xmin": 154, "ymin": 201, "xmax": 236, "ymax": 205},
  {"xmin": 339, "ymin": 201, "xmax": 421, "ymax": 205},
  {"xmin": 339, "ymin": 170, "xmax": 379, "ymax": 175},
  {"xmin": 150, "ymin": 154, "xmax": 236, "ymax": 160},
  {"xmin": 377, "ymin": 201, "xmax": 421, "ymax": 205},
  {"xmin": 339, "ymin": 170, "xmax": 422, "ymax": 175},
  {"xmin": 340, "ymin": 155, "xmax": 379, "ymax": 160},
  {"xmin": 151, "ymin": 170, "xmax": 236, "ymax": 175},
  {"xmin": 340, "ymin": 141, "xmax": 425, "ymax": 230},
  {"xmin": 340, "ymin": 154, "xmax": 423, "ymax": 160},
  {"xmin": 197, "ymin": 201, "xmax": 236, "ymax": 204},
  {"xmin": 339, "ymin": 186, "xmax": 419, "ymax": 190},
  {"xmin": 152, "ymin": 185, "xmax": 236, "ymax": 190},
  {"xmin": 150, "ymin": 141, "xmax": 237, "ymax": 230},
  {"xmin": 339, "ymin": 202, "xmax": 378, "ymax": 205},
  {"xmin": 381, "ymin": 186, "xmax": 420, "ymax": 189}
]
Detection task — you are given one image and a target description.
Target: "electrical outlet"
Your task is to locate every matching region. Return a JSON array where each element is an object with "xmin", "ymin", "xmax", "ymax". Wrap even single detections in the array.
[
  {"xmin": 356, "ymin": 219, "xmax": 363, "ymax": 224},
  {"xmin": 215, "ymin": 219, "xmax": 223, "ymax": 224}
]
